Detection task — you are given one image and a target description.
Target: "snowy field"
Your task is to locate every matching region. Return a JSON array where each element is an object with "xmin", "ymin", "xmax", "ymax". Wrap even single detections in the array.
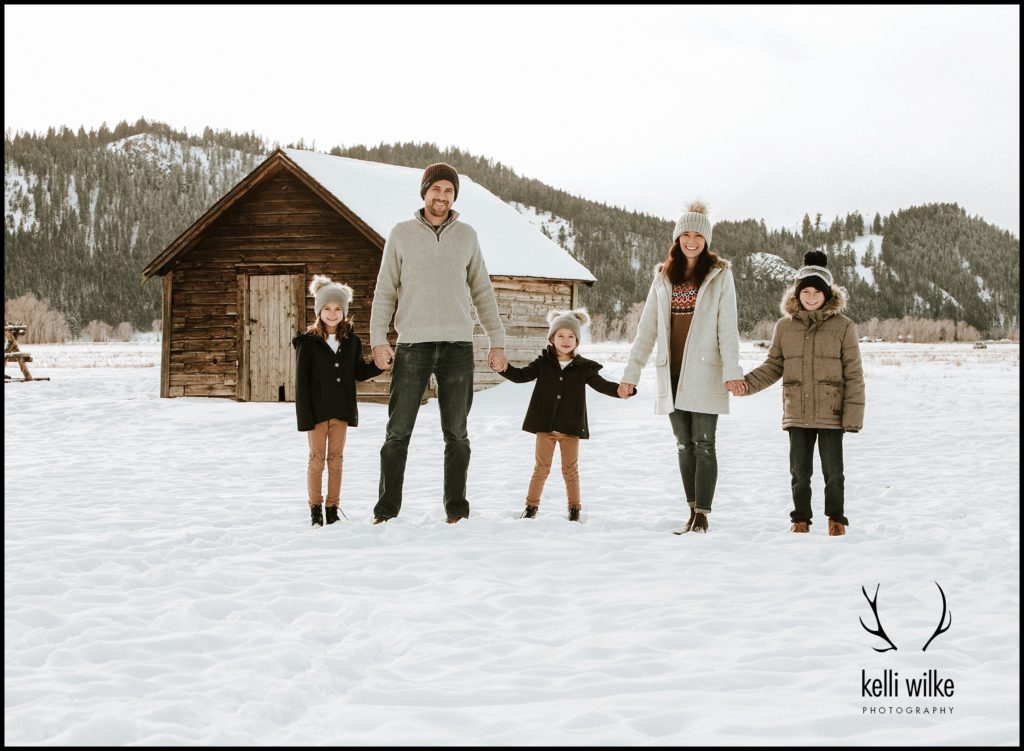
[{"xmin": 4, "ymin": 341, "xmax": 1020, "ymax": 745}]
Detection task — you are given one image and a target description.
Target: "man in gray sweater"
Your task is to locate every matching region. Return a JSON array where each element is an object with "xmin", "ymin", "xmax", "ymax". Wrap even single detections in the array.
[{"xmin": 369, "ymin": 162, "xmax": 507, "ymax": 524}]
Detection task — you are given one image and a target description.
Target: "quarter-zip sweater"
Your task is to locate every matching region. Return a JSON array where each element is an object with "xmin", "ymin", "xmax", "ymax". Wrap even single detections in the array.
[
  {"xmin": 293, "ymin": 331, "xmax": 383, "ymax": 431},
  {"xmin": 369, "ymin": 210, "xmax": 507, "ymax": 349},
  {"xmin": 499, "ymin": 347, "xmax": 625, "ymax": 439}
]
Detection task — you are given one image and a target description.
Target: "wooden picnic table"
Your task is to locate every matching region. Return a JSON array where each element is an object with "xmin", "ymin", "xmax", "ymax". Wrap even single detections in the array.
[{"xmin": 4, "ymin": 322, "xmax": 49, "ymax": 382}]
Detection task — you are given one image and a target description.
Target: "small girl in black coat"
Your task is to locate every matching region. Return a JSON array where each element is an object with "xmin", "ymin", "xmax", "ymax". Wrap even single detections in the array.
[
  {"xmin": 293, "ymin": 275, "xmax": 382, "ymax": 527},
  {"xmin": 495, "ymin": 309, "xmax": 627, "ymax": 521}
]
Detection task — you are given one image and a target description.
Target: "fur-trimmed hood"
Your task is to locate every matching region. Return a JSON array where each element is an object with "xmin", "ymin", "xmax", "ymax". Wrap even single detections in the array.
[
  {"xmin": 781, "ymin": 283, "xmax": 848, "ymax": 319},
  {"xmin": 655, "ymin": 257, "xmax": 730, "ymax": 275}
]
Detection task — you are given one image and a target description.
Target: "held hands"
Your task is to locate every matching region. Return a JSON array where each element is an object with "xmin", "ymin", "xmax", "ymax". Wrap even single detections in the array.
[
  {"xmin": 372, "ymin": 344, "xmax": 395, "ymax": 370},
  {"xmin": 488, "ymin": 347, "xmax": 508, "ymax": 372},
  {"xmin": 724, "ymin": 379, "xmax": 748, "ymax": 396},
  {"xmin": 617, "ymin": 381, "xmax": 742, "ymax": 398}
]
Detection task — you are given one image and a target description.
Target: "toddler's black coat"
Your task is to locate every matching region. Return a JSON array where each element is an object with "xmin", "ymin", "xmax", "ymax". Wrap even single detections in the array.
[
  {"xmin": 293, "ymin": 331, "xmax": 382, "ymax": 431},
  {"xmin": 499, "ymin": 346, "xmax": 624, "ymax": 439}
]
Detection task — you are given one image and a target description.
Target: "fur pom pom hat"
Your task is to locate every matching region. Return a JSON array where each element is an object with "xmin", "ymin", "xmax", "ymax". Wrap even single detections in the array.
[
  {"xmin": 672, "ymin": 200, "xmax": 713, "ymax": 246},
  {"xmin": 310, "ymin": 275, "xmax": 354, "ymax": 318},
  {"xmin": 546, "ymin": 308, "xmax": 591, "ymax": 342},
  {"xmin": 794, "ymin": 250, "xmax": 833, "ymax": 300}
]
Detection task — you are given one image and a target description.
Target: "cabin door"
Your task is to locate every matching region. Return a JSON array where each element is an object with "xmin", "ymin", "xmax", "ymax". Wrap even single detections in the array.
[{"xmin": 246, "ymin": 274, "xmax": 303, "ymax": 402}]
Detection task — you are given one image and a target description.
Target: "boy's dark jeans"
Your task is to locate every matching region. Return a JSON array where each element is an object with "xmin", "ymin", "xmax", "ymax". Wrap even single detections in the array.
[
  {"xmin": 375, "ymin": 342, "xmax": 474, "ymax": 520},
  {"xmin": 668, "ymin": 376, "xmax": 719, "ymax": 512},
  {"xmin": 788, "ymin": 427, "xmax": 848, "ymax": 526}
]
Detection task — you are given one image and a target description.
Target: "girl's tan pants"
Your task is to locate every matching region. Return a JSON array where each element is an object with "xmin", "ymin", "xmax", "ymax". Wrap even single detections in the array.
[
  {"xmin": 307, "ymin": 419, "xmax": 348, "ymax": 506},
  {"xmin": 526, "ymin": 432, "xmax": 580, "ymax": 509}
]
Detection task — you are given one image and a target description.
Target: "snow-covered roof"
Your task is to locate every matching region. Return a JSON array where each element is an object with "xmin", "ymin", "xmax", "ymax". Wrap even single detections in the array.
[{"xmin": 283, "ymin": 149, "xmax": 595, "ymax": 283}]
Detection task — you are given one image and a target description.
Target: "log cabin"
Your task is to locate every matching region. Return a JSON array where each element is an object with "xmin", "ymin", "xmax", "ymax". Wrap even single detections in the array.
[{"xmin": 142, "ymin": 148, "xmax": 596, "ymax": 402}]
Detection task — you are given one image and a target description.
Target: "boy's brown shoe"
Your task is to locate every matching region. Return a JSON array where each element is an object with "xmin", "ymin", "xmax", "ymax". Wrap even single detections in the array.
[
  {"xmin": 790, "ymin": 522, "xmax": 810, "ymax": 533},
  {"xmin": 828, "ymin": 520, "xmax": 846, "ymax": 536}
]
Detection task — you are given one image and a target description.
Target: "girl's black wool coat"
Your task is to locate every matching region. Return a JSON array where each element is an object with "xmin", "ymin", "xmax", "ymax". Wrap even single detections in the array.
[
  {"xmin": 499, "ymin": 346, "xmax": 624, "ymax": 439},
  {"xmin": 292, "ymin": 331, "xmax": 382, "ymax": 431}
]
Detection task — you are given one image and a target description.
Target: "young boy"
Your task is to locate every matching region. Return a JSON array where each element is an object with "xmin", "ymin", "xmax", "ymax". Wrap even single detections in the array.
[{"xmin": 741, "ymin": 251, "xmax": 865, "ymax": 535}]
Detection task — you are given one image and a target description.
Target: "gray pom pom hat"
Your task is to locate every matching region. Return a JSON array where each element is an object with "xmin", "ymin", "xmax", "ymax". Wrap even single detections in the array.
[
  {"xmin": 309, "ymin": 275, "xmax": 353, "ymax": 318},
  {"xmin": 546, "ymin": 308, "xmax": 592, "ymax": 341}
]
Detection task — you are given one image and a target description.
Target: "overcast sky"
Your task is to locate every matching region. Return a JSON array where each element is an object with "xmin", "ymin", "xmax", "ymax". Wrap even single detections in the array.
[{"xmin": 4, "ymin": 4, "xmax": 1020, "ymax": 234}]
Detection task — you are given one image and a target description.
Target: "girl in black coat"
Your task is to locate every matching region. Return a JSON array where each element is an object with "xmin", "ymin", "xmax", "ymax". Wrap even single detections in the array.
[
  {"xmin": 495, "ymin": 309, "xmax": 627, "ymax": 521},
  {"xmin": 294, "ymin": 276, "xmax": 382, "ymax": 527}
]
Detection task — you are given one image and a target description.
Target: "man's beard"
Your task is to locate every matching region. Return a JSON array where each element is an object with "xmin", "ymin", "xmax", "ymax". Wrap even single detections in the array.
[{"xmin": 426, "ymin": 201, "xmax": 449, "ymax": 220}]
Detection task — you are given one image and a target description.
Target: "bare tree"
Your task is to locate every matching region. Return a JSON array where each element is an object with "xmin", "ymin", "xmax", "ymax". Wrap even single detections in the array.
[
  {"xmin": 747, "ymin": 318, "xmax": 776, "ymax": 341},
  {"xmin": 4, "ymin": 292, "xmax": 72, "ymax": 343},
  {"xmin": 83, "ymin": 320, "xmax": 113, "ymax": 342},
  {"xmin": 112, "ymin": 322, "xmax": 135, "ymax": 342},
  {"xmin": 620, "ymin": 302, "xmax": 645, "ymax": 343},
  {"xmin": 605, "ymin": 317, "xmax": 624, "ymax": 342},
  {"xmin": 864, "ymin": 316, "xmax": 981, "ymax": 343}
]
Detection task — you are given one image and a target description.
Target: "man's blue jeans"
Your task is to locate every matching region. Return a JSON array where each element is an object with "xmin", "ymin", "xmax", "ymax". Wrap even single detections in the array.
[{"xmin": 374, "ymin": 342, "xmax": 475, "ymax": 520}]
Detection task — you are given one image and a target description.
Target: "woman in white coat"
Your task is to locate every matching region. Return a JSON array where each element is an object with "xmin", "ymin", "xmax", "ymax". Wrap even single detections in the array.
[{"xmin": 618, "ymin": 202, "xmax": 747, "ymax": 534}]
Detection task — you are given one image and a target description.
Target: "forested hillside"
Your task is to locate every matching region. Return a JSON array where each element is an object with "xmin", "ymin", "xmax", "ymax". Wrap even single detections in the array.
[{"xmin": 4, "ymin": 122, "xmax": 1018, "ymax": 340}]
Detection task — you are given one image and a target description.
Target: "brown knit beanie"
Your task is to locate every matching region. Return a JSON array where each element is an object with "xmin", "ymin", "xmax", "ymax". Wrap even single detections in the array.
[{"xmin": 420, "ymin": 162, "xmax": 460, "ymax": 201}]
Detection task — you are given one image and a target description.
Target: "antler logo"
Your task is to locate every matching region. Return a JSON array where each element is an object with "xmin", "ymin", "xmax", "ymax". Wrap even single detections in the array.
[{"xmin": 860, "ymin": 583, "xmax": 952, "ymax": 652}]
